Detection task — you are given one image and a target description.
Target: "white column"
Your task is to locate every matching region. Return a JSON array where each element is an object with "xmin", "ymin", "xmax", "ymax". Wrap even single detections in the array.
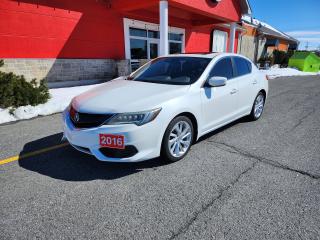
[
  {"xmin": 159, "ymin": 0, "xmax": 169, "ymax": 56},
  {"xmin": 229, "ymin": 22, "xmax": 236, "ymax": 53}
]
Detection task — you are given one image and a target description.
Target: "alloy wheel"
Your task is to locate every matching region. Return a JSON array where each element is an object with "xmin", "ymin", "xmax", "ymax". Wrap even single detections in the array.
[
  {"xmin": 254, "ymin": 94, "xmax": 265, "ymax": 119},
  {"xmin": 168, "ymin": 120, "xmax": 192, "ymax": 158}
]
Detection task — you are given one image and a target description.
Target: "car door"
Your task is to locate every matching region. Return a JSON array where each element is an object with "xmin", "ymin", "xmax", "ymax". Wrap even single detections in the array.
[
  {"xmin": 232, "ymin": 57, "xmax": 258, "ymax": 115},
  {"xmin": 200, "ymin": 57, "xmax": 239, "ymax": 133}
]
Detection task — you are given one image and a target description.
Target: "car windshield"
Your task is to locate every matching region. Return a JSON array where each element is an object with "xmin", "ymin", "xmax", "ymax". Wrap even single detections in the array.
[{"xmin": 128, "ymin": 57, "xmax": 212, "ymax": 85}]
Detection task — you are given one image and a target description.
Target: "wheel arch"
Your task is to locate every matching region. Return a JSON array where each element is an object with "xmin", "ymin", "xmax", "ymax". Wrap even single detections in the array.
[
  {"xmin": 175, "ymin": 112, "xmax": 199, "ymax": 143},
  {"xmin": 259, "ymin": 89, "xmax": 267, "ymax": 99}
]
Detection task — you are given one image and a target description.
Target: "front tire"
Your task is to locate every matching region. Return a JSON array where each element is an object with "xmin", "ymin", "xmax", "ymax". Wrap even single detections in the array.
[
  {"xmin": 249, "ymin": 92, "xmax": 265, "ymax": 121},
  {"xmin": 161, "ymin": 116, "xmax": 194, "ymax": 162}
]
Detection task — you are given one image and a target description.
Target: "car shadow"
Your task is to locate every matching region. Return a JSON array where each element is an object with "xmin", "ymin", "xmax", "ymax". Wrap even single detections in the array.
[
  {"xmin": 18, "ymin": 133, "xmax": 168, "ymax": 182},
  {"xmin": 18, "ymin": 116, "xmax": 249, "ymax": 182}
]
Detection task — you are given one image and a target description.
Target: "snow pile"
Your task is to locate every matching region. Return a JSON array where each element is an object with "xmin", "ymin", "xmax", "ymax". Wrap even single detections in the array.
[
  {"xmin": 260, "ymin": 67, "xmax": 320, "ymax": 80},
  {"xmin": 0, "ymin": 83, "xmax": 101, "ymax": 124},
  {"xmin": 0, "ymin": 108, "xmax": 16, "ymax": 123}
]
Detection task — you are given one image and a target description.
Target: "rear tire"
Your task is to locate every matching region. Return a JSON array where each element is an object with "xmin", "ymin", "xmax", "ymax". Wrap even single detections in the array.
[
  {"xmin": 161, "ymin": 116, "xmax": 194, "ymax": 162},
  {"xmin": 249, "ymin": 92, "xmax": 265, "ymax": 121}
]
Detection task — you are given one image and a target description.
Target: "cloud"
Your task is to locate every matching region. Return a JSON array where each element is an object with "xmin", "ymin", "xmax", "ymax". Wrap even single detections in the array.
[
  {"xmin": 285, "ymin": 31, "xmax": 320, "ymax": 37},
  {"xmin": 297, "ymin": 37, "xmax": 320, "ymax": 43},
  {"xmin": 285, "ymin": 30, "xmax": 320, "ymax": 49}
]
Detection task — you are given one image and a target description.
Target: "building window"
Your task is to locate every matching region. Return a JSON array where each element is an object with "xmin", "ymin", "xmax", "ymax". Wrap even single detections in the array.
[
  {"xmin": 212, "ymin": 30, "xmax": 228, "ymax": 53},
  {"xmin": 169, "ymin": 33, "xmax": 183, "ymax": 41},
  {"xmin": 169, "ymin": 33, "xmax": 183, "ymax": 54},
  {"xmin": 129, "ymin": 28, "xmax": 147, "ymax": 38},
  {"xmin": 150, "ymin": 43, "xmax": 159, "ymax": 59},
  {"xmin": 124, "ymin": 18, "xmax": 185, "ymax": 64},
  {"xmin": 130, "ymin": 39, "xmax": 147, "ymax": 59},
  {"xmin": 128, "ymin": 27, "xmax": 184, "ymax": 59},
  {"xmin": 148, "ymin": 30, "xmax": 160, "ymax": 39},
  {"xmin": 170, "ymin": 42, "xmax": 182, "ymax": 54}
]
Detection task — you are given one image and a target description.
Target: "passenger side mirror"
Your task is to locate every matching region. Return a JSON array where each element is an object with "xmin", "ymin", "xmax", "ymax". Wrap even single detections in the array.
[{"xmin": 207, "ymin": 76, "xmax": 227, "ymax": 87}]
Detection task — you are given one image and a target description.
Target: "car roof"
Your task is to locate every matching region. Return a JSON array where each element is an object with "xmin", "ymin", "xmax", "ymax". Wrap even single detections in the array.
[
  {"xmin": 165, "ymin": 52, "xmax": 250, "ymax": 60},
  {"xmin": 167, "ymin": 52, "xmax": 220, "ymax": 58}
]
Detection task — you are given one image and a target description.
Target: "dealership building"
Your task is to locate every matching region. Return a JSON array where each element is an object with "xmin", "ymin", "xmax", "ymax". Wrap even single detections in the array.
[{"xmin": 0, "ymin": 0, "xmax": 251, "ymax": 85}]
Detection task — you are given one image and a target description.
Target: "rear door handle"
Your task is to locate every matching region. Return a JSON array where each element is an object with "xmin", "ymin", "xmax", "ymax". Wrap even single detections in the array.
[
  {"xmin": 230, "ymin": 89, "xmax": 238, "ymax": 94},
  {"xmin": 252, "ymin": 79, "xmax": 258, "ymax": 84}
]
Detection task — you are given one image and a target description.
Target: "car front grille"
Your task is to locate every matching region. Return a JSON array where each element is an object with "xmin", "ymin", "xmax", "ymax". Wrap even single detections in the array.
[
  {"xmin": 99, "ymin": 145, "xmax": 138, "ymax": 158},
  {"xmin": 70, "ymin": 106, "xmax": 114, "ymax": 128}
]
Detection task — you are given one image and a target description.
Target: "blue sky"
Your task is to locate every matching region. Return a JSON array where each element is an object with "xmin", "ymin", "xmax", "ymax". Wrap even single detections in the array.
[{"xmin": 249, "ymin": 0, "xmax": 320, "ymax": 50}]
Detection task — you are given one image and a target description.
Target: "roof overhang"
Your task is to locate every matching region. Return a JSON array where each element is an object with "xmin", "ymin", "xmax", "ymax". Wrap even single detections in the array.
[
  {"xmin": 259, "ymin": 26, "xmax": 300, "ymax": 44},
  {"xmin": 214, "ymin": 23, "xmax": 246, "ymax": 32},
  {"xmin": 115, "ymin": 0, "xmax": 252, "ymax": 27},
  {"xmin": 241, "ymin": 15, "xmax": 300, "ymax": 44}
]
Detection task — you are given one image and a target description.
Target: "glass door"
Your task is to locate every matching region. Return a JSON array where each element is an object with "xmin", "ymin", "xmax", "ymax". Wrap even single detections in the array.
[{"xmin": 149, "ymin": 40, "xmax": 159, "ymax": 59}]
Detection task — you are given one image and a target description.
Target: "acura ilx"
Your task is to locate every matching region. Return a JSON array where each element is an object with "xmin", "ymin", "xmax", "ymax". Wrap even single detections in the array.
[{"xmin": 63, "ymin": 53, "xmax": 268, "ymax": 162}]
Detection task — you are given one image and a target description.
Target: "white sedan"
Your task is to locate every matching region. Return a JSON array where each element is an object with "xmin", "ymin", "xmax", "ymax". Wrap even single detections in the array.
[{"xmin": 63, "ymin": 53, "xmax": 268, "ymax": 162}]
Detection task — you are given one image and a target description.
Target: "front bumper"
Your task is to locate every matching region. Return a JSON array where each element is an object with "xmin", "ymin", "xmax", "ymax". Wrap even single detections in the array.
[{"xmin": 62, "ymin": 110, "xmax": 164, "ymax": 162}]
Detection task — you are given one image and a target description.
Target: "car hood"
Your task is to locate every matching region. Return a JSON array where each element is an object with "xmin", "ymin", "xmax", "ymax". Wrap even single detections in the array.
[{"xmin": 72, "ymin": 79, "xmax": 190, "ymax": 113}]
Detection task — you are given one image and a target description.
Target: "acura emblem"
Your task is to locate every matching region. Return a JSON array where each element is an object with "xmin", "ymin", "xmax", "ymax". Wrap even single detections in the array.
[{"xmin": 74, "ymin": 112, "xmax": 80, "ymax": 122}]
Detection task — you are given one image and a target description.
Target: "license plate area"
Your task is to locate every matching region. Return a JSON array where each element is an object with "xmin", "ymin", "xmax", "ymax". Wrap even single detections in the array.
[{"xmin": 99, "ymin": 134, "xmax": 125, "ymax": 149}]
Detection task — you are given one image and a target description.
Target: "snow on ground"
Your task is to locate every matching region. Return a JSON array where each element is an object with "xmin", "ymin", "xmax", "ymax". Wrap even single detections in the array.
[
  {"xmin": 260, "ymin": 67, "xmax": 320, "ymax": 80},
  {"xmin": 0, "ymin": 83, "xmax": 101, "ymax": 124},
  {"xmin": 0, "ymin": 69, "xmax": 320, "ymax": 124}
]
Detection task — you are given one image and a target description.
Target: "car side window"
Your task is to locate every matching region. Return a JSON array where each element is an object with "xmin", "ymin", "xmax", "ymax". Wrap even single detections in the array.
[
  {"xmin": 208, "ymin": 58, "xmax": 234, "ymax": 80},
  {"xmin": 234, "ymin": 57, "xmax": 251, "ymax": 77},
  {"xmin": 246, "ymin": 59, "xmax": 252, "ymax": 73}
]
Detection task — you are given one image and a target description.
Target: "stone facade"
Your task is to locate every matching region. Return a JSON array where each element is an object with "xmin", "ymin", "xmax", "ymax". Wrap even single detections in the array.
[
  {"xmin": 1, "ymin": 58, "xmax": 132, "ymax": 83},
  {"xmin": 238, "ymin": 35, "xmax": 256, "ymax": 61},
  {"xmin": 138, "ymin": 59, "xmax": 151, "ymax": 66},
  {"xmin": 116, "ymin": 60, "xmax": 131, "ymax": 77},
  {"xmin": 238, "ymin": 35, "xmax": 266, "ymax": 63}
]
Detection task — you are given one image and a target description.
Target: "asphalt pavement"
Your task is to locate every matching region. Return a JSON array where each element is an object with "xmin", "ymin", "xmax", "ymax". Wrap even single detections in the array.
[{"xmin": 1, "ymin": 75, "xmax": 320, "ymax": 240}]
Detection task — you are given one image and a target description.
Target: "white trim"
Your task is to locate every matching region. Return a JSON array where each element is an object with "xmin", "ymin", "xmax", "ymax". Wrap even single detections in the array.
[
  {"xmin": 123, "ymin": 18, "xmax": 185, "ymax": 60},
  {"xmin": 123, "ymin": 18, "xmax": 131, "ymax": 60},
  {"xmin": 214, "ymin": 23, "xmax": 246, "ymax": 32}
]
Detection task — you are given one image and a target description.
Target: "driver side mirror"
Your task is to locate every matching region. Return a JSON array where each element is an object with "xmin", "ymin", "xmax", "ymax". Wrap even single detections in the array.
[{"xmin": 207, "ymin": 76, "xmax": 227, "ymax": 87}]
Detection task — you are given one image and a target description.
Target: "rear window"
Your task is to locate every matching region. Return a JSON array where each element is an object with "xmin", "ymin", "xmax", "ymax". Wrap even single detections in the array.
[
  {"xmin": 234, "ymin": 57, "xmax": 252, "ymax": 77},
  {"xmin": 129, "ymin": 57, "xmax": 211, "ymax": 85}
]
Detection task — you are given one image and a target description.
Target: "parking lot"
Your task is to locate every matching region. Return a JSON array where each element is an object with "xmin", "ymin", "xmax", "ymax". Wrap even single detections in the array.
[{"xmin": 1, "ymin": 75, "xmax": 320, "ymax": 239}]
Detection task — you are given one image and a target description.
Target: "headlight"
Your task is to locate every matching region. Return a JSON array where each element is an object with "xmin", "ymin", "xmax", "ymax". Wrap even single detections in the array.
[
  {"xmin": 66, "ymin": 102, "xmax": 71, "ymax": 111},
  {"xmin": 66, "ymin": 99, "xmax": 75, "ymax": 111},
  {"xmin": 105, "ymin": 108, "xmax": 161, "ymax": 126}
]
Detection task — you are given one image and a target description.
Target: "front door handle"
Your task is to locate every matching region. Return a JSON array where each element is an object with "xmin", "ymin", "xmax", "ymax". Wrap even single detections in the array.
[{"xmin": 230, "ymin": 89, "xmax": 238, "ymax": 94}]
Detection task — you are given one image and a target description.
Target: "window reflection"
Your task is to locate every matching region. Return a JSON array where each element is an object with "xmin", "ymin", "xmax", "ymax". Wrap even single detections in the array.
[{"xmin": 130, "ymin": 39, "xmax": 147, "ymax": 59}]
